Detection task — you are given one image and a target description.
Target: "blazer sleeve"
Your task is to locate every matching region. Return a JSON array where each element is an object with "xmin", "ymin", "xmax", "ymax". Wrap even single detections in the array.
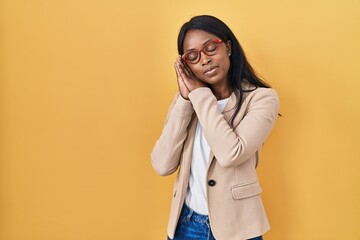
[
  {"xmin": 151, "ymin": 93, "xmax": 194, "ymax": 176},
  {"xmin": 188, "ymin": 87, "xmax": 279, "ymax": 168}
]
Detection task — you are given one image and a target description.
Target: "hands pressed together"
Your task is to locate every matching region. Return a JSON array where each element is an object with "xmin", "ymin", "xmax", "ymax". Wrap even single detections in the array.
[{"xmin": 174, "ymin": 56, "xmax": 206, "ymax": 100}]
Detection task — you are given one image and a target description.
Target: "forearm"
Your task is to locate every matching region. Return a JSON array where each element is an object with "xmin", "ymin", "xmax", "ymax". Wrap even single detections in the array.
[
  {"xmin": 188, "ymin": 87, "xmax": 279, "ymax": 168},
  {"xmin": 151, "ymin": 93, "xmax": 194, "ymax": 176}
]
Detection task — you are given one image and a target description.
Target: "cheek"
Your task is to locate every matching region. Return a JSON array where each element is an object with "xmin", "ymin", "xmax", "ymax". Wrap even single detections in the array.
[
  {"xmin": 224, "ymin": 60, "xmax": 231, "ymax": 72},
  {"xmin": 220, "ymin": 57, "xmax": 231, "ymax": 74}
]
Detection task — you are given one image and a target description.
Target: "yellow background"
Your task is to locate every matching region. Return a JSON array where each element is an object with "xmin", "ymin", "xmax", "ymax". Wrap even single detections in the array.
[{"xmin": 1, "ymin": 0, "xmax": 359, "ymax": 239}]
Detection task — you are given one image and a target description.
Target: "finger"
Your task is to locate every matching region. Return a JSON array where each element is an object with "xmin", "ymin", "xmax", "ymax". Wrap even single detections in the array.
[
  {"xmin": 178, "ymin": 58, "xmax": 201, "ymax": 83},
  {"xmin": 174, "ymin": 63, "xmax": 189, "ymax": 91},
  {"xmin": 176, "ymin": 59, "xmax": 191, "ymax": 79},
  {"xmin": 174, "ymin": 62, "xmax": 180, "ymax": 79},
  {"xmin": 179, "ymin": 57, "xmax": 201, "ymax": 80},
  {"xmin": 177, "ymin": 62, "xmax": 196, "ymax": 90},
  {"xmin": 182, "ymin": 62, "xmax": 197, "ymax": 79},
  {"xmin": 175, "ymin": 62, "xmax": 185, "ymax": 82}
]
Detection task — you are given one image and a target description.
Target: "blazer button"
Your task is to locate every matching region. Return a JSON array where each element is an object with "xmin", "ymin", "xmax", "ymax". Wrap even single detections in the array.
[{"xmin": 208, "ymin": 179, "xmax": 216, "ymax": 187}]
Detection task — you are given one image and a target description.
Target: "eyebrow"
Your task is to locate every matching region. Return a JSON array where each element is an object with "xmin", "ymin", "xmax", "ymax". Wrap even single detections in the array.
[{"xmin": 185, "ymin": 38, "xmax": 213, "ymax": 52}]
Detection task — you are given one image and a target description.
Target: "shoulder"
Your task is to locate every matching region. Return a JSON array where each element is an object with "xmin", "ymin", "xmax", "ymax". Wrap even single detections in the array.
[
  {"xmin": 241, "ymin": 81, "xmax": 279, "ymax": 103},
  {"xmin": 240, "ymin": 82, "xmax": 279, "ymax": 119},
  {"xmin": 249, "ymin": 87, "xmax": 279, "ymax": 101}
]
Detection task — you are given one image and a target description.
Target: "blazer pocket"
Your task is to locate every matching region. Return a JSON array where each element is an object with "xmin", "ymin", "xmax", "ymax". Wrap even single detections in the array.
[{"xmin": 231, "ymin": 181, "xmax": 262, "ymax": 200}]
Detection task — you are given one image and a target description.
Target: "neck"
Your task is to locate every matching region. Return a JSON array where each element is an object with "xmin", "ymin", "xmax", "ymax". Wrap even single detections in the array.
[{"xmin": 210, "ymin": 84, "xmax": 231, "ymax": 100}]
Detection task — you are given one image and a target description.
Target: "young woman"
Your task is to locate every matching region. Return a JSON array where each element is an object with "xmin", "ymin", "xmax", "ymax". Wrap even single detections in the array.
[{"xmin": 151, "ymin": 15, "xmax": 279, "ymax": 240}]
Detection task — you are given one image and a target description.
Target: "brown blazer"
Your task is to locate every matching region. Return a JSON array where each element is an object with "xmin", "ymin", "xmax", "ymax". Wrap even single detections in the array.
[{"xmin": 151, "ymin": 82, "xmax": 279, "ymax": 240}]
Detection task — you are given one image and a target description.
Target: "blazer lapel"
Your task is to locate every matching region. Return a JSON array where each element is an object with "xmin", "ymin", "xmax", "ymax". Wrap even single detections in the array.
[
  {"xmin": 182, "ymin": 113, "xmax": 198, "ymax": 180},
  {"xmin": 222, "ymin": 90, "xmax": 239, "ymax": 123}
]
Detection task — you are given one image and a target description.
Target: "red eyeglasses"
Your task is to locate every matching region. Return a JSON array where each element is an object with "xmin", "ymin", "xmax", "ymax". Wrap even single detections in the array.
[{"xmin": 182, "ymin": 39, "xmax": 223, "ymax": 64}]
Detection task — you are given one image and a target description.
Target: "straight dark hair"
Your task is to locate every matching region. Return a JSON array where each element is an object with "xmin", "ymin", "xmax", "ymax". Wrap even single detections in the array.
[{"xmin": 177, "ymin": 15, "xmax": 271, "ymax": 126}]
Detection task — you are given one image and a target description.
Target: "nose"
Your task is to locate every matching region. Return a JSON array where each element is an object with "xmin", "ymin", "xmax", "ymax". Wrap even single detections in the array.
[{"xmin": 200, "ymin": 52, "xmax": 211, "ymax": 66}]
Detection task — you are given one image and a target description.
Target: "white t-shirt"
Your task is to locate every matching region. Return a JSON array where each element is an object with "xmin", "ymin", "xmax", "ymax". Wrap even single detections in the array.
[{"xmin": 185, "ymin": 97, "xmax": 229, "ymax": 215}]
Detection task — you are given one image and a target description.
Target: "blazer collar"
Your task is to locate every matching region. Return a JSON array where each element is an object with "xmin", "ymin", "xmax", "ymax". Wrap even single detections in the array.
[{"xmin": 223, "ymin": 90, "xmax": 238, "ymax": 113}]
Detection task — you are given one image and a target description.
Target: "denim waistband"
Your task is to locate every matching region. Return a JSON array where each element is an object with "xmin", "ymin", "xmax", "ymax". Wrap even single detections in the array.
[{"xmin": 181, "ymin": 204, "xmax": 209, "ymax": 224}]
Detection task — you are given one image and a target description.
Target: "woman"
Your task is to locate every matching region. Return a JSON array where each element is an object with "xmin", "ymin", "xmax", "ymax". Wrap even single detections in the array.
[{"xmin": 151, "ymin": 15, "xmax": 279, "ymax": 240}]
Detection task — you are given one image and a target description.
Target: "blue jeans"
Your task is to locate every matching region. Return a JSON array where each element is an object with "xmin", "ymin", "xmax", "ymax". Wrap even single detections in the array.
[{"xmin": 168, "ymin": 204, "xmax": 263, "ymax": 240}]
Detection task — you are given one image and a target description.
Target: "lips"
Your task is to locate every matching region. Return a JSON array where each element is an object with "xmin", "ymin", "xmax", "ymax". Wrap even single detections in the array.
[{"xmin": 204, "ymin": 66, "xmax": 218, "ymax": 75}]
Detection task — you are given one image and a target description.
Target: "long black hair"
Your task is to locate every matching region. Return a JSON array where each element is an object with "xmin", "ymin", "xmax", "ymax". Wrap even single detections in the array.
[{"xmin": 177, "ymin": 15, "xmax": 271, "ymax": 126}]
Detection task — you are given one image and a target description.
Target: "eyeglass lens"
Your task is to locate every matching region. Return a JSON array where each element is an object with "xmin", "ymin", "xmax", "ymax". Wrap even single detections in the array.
[{"xmin": 184, "ymin": 40, "xmax": 222, "ymax": 64}]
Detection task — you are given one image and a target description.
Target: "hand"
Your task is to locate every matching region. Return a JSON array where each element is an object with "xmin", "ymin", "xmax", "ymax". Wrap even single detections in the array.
[
  {"xmin": 174, "ymin": 57, "xmax": 190, "ymax": 100},
  {"xmin": 174, "ymin": 56, "xmax": 206, "ymax": 99}
]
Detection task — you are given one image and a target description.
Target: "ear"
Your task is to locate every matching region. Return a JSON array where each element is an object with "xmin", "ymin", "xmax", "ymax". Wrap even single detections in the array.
[{"xmin": 226, "ymin": 40, "xmax": 232, "ymax": 56}]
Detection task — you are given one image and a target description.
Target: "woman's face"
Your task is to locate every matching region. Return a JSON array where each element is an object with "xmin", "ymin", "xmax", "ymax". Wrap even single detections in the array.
[{"xmin": 182, "ymin": 29, "xmax": 231, "ymax": 89}]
